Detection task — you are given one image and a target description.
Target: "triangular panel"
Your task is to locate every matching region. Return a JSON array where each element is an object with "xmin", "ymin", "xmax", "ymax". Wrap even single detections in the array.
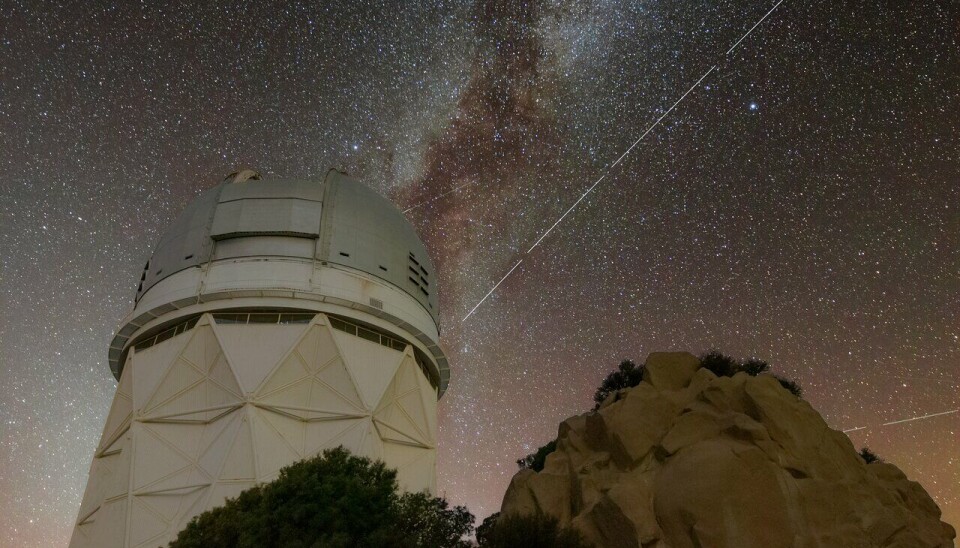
[
  {"xmin": 88, "ymin": 497, "xmax": 127, "ymax": 548},
  {"xmin": 303, "ymin": 416, "xmax": 368, "ymax": 455},
  {"xmin": 257, "ymin": 406, "xmax": 307, "ymax": 456},
  {"xmin": 197, "ymin": 410, "xmax": 244, "ymax": 479},
  {"xmin": 250, "ymin": 411, "xmax": 302, "ymax": 479},
  {"xmin": 100, "ymin": 435, "xmax": 133, "ymax": 501},
  {"xmin": 143, "ymin": 422, "xmax": 203, "ymax": 462},
  {"xmin": 314, "ymin": 358, "xmax": 366, "ymax": 412},
  {"xmin": 129, "ymin": 496, "xmax": 171, "ymax": 547},
  {"xmin": 206, "ymin": 351, "xmax": 243, "ymax": 397},
  {"xmin": 143, "ymin": 358, "xmax": 204, "ymax": 415},
  {"xmin": 219, "ymin": 417, "xmax": 256, "ymax": 481},
  {"xmin": 258, "ymin": 354, "xmax": 310, "ymax": 397},
  {"xmin": 132, "ymin": 330, "xmax": 192, "ymax": 411},
  {"xmin": 331, "ymin": 329, "xmax": 403, "ymax": 409},
  {"xmin": 214, "ymin": 322, "xmax": 309, "ymax": 393},
  {"xmin": 98, "ymin": 364, "xmax": 133, "ymax": 453},
  {"xmin": 133, "ymin": 426, "xmax": 194, "ymax": 491},
  {"xmin": 373, "ymin": 355, "xmax": 432, "ymax": 448},
  {"xmin": 414, "ymin": 361, "xmax": 439, "ymax": 442},
  {"xmin": 179, "ymin": 323, "xmax": 221, "ymax": 375},
  {"xmin": 383, "ymin": 442, "xmax": 436, "ymax": 494},
  {"xmin": 295, "ymin": 323, "xmax": 340, "ymax": 375}
]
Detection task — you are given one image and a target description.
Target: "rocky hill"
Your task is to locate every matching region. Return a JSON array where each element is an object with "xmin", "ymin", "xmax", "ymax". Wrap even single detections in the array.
[{"xmin": 501, "ymin": 352, "xmax": 956, "ymax": 548}]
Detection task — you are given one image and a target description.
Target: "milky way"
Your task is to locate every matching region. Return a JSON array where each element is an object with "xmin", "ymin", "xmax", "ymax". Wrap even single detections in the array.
[{"xmin": 1, "ymin": 1, "xmax": 958, "ymax": 545}]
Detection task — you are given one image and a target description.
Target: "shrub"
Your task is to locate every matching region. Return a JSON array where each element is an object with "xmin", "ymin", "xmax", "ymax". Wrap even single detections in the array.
[
  {"xmin": 740, "ymin": 358, "xmax": 771, "ymax": 376},
  {"xmin": 475, "ymin": 512, "xmax": 500, "ymax": 546},
  {"xmin": 593, "ymin": 359, "xmax": 645, "ymax": 410},
  {"xmin": 859, "ymin": 447, "xmax": 882, "ymax": 464},
  {"xmin": 774, "ymin": 375, "xmax": 803, "ymax": 398},
  {"xmin": 699, "ymin": 351, "xmax": 739, "ymax": 377},
  {"xmin": 517, "ymin": 440, "xmax": 557, "ymax": 472},
  {"xmin": 169, "ymin": 447, "xmax": 473, "ymax": 548},
  {"xmin": 476, "ymin": 512, "xmax": 592, "ymax": 547},
  {"xmin": 699, "ymin": 352, "xmax": 801, "ymax": 398}
]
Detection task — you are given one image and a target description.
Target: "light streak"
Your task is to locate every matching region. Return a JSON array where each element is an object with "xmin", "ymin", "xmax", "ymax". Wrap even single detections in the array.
[
  {"xmin": 882, "ymin": 408, "xmax": 958, "ymax": 427},
  {"xmin": 462, "ymin": 259, "xmax": 524, "ymax": 321},
  {"xmin": 841, "ymin": 408, "xmax": 958, "ymax": 433},
  {"xmin": 726, "ymin": 0, "xmax": 785, "ymax": 55},
  {"xmin": 527, "ymin": 65, "xmax": 717, "ymax": 254},
  {"xmin": 403, "ymin": 181, "xmax": 474, "ymax": 213},
  {"xmin": 463, "ymin": 0, "xmax": 787, "ymax": 321}
]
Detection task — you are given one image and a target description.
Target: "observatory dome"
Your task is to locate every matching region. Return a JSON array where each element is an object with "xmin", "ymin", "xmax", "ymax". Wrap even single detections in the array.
[{"xmin": 109, "ymin": 169, "xmax": 448, "ymax": 394}]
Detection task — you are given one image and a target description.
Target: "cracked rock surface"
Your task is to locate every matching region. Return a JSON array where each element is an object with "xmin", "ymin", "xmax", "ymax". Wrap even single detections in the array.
[{"xmin": 501, "ymin": 352, "xmax": 956, "ymax": 548}]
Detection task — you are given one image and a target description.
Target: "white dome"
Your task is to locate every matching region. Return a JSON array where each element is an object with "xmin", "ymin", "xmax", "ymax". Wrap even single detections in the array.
[{"xmin": 110, "ymin": 169, "xmax": 448, "ymax": 394}]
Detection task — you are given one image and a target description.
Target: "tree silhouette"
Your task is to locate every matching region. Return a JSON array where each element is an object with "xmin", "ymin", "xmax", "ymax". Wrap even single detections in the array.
[
  {"xmin": 593, "ymin": 359, "xmax": 645, "ymax": 410},
  {"xmin": 169, "ymin": 447, "xmax": 473, "ymax": 548},
  {"xmin": 476, "ymin": 512, "xmax": 592, "ymax": 547},
  {"xmin": 859, "ymin": 447, "xmax": 882, "ymax": 464},
  {"xmin": 517, "ymin": 440, "xmax": 557, "ymax": 472}
]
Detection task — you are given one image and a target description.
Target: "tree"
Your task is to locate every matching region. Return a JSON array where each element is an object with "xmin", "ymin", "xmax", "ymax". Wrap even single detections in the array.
[
  {"xmin": 476, "ymin": 512, "xmax": 592, "ymax": 547},
  {"xmin": 394, "ymin": 491, "xmax": 474, "ymax": 548},
  {"xmin": 859, "ymin": 447, "xmax": 882, "ymax": 464},
  {"xmin": 593, "ymin": 359, "xmax": 645, "ymax": 410},
  {"xmin": 476, "ymin": 512, "xmax": 500, "ymax": 546},
  {"xmin": 740, "ymin": 358, "xmax": 771, "ymax": 377},
  {"xmin": 774, "ymin": 375, "xmax": 803, "ymax": 398},
  {"xmin": 169, "ymin": 447, "xmax": 473, "ymax": 548},
  {"xmin": 517, "ymin": 440, "xmax": 557, "ymax": 472},
  {"xmin": 699, "ymin": 351, "xmax": 739, "ymax": 377},
  {"xmin": 699, "ymin": 352, "xmax": 802, "ymax": 397}
]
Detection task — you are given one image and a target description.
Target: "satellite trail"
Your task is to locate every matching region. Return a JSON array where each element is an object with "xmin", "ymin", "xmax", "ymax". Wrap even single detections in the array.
[
  {"xmin": 462, "ymin": 0, "xmax": 786, "ymax": 322},
  {"xmin": 842, "ymin": 408, "xmax": 959, "ymax": 433},
  {"xmin": 403, "ymin": 181, "xmax": 473, "ymax": 214}
]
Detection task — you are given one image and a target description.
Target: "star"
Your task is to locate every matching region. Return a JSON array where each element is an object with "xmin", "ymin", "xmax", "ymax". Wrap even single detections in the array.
[{"xmin": 1, "ymin": 1, "xmax": 958, "ymax": 544}]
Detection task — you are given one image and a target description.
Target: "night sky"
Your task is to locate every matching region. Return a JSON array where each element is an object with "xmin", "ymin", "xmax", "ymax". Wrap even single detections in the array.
[{"xmin": 2, "ymin": 1, "xmax": 958, "ymax": 545}]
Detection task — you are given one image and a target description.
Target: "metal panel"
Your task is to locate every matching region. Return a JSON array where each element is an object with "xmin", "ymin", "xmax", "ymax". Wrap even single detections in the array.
[
  {"xmin": 210, "ymin": 199, "xmax": 321, "ymax": 240},
  {"xmin": 137, "ymin": 186, "xmax": 222, "ymax": 302},
  {"xmin": 218, "ymin": 179, "xmax": 324, "ymax": 202},
  {"xmin": 212, "ymin": 236, "xmax": 315, "ymax": 260},
  {"xmin": 319, "ymin": 172, "xmax": 439, "ymax": 323}
]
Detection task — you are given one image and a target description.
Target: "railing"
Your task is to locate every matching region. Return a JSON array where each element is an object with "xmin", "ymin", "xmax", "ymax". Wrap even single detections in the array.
[
  {"xmin": 133, "ymin": 317, "xmax": 200, "ymax": 352},
  {"xmin": 328, "ymin": 316, "xmax": 408, "ymax": 352},
  {"xmin": 131, "ymin": 311, "xmax": 437, "ymax": 390},
  {"xmin": 211, "ymin": 312, "xmax": 315, "ymax": 325}
]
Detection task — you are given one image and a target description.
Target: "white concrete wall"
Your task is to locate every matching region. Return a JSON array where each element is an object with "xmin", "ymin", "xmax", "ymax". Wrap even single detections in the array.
[{"xmin": 70, "ymin": 312, "xmax": 437, "ymax": 548}]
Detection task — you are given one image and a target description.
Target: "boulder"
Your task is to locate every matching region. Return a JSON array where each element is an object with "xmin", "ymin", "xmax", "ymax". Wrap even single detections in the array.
[
  {"xmin": 644, "ymin": 352, "xmax": 702, "ymax": 391},
  {"xmin": 501, "ymin": 351, "xmax": 955, "ymax": 548}
]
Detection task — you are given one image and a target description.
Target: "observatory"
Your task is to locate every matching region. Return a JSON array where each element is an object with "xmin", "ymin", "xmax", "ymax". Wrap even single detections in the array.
[{"xmin": 70, "ymin": 170, "xmax": 448, "ymax": 547}]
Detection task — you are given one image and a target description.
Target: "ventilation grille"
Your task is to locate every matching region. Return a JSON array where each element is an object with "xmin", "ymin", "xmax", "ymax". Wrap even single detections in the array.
[{"xmin": 407, "ymin": 252, "xmax": 430, "ymax": 298}]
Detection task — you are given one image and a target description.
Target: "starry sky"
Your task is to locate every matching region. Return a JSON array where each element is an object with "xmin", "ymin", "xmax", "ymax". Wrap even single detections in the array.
[{"xmin": 1, "ymin": 1, "xmax": 958, "ymax": 545}]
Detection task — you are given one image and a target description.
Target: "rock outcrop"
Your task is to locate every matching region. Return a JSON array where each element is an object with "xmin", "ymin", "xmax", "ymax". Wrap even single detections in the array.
[{"xmin": 501, "ymin": 352, "xmax": 956, "ymax": 548}]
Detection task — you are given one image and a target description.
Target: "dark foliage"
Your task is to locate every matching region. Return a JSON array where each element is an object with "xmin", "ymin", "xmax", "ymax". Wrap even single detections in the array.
[
  {"xmin": 476, "ymin": 512, "xmax": 593, "ymax": 548},
  {"xmin": 700, "ymin": 351, "xmax": 739, "ymax": 377},
  {"xmin": 699, "ymin": 351, "xmax": 801, "ymax": 398},
  {"xmin": 517, "ymin": 439, "xmax": 557, "ymax": 472},
  {"xmin": 592, "ymin": 359, "xmax": 645, "ymax": 410},
  {"xmin": 169, "ymin": 447, "xmax": 473, "ymax": 548},
  {"xmin": 859, "ymin": 447, "xmax": 883, "ymax": 464},
  {"xmin": 475, "ymin": 512, "xmax": 500, "ymax": 546},
  {"xmin": 774, "ymin": 375, "xmax": 803, "ymax": 398},
  {"xmin": 740, "ymin": 358, "xmax": 771, "ymax": 377},
  {"xmin": 394, "ymin": 491, "xmax": 475, "ymax": 548}
]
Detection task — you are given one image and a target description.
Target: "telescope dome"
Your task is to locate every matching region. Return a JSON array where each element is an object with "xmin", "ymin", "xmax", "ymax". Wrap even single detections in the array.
[{"xmin": 109, "ymin": 169, "xmax": 447, "ymax": 394}]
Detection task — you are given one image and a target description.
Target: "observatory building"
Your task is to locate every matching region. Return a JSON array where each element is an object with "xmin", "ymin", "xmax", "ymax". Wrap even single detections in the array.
[{"xmin": 70, "ymin": 170, "xmax": 448, "ymax": 547}]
